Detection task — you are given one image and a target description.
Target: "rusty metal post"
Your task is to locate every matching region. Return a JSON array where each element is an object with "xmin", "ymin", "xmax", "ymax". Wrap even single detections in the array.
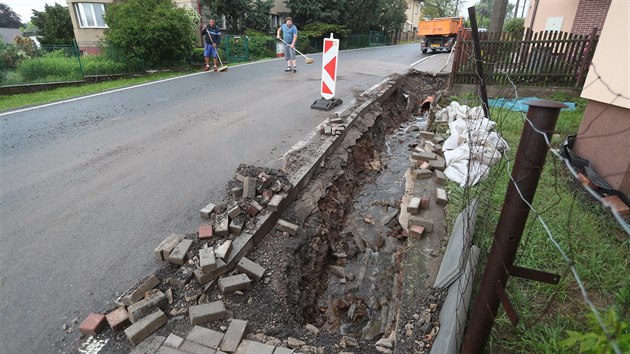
[
  {"xmin": 468, "ymin": 7, "xmax": 490, "ymax": 119},
  {"xmin": 461, "ymin": 100, "xmax": 567, "ymax": 353},
  {"xmin": 575, "ymin": 27, "xmax": 598, "ymax": 88}
]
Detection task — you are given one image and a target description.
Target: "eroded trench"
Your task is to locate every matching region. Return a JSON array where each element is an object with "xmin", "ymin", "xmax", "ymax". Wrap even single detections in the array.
[{"xmin": 290, "ymin": 74, "xmax": 447, "ymax": 345}]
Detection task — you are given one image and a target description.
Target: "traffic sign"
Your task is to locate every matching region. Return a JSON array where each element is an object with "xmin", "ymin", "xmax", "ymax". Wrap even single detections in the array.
[{"xmin": 320, "ymin": 33, "xmax": 339, "ymax": 100}]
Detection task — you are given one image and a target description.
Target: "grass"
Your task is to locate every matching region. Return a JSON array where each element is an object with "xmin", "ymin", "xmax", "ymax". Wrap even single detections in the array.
[
  {"xmin": 0, "ymin": 70, "xmax": 196, "ymax": 112},
  {"xmin": 442, "ymin": 96, "xmax": 630, "ymax": 353}
]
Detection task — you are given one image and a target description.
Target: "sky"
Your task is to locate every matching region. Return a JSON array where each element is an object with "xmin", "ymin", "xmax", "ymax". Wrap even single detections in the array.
[{"xmin": 4, "ymin": 0, "xmax": 64, "ymax": 23}]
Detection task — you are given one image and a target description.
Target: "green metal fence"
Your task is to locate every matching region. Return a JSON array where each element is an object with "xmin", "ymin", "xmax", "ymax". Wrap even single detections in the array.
[{"xmin": 223, "ymin": 34, "xmax": 249, "ymax": 63}]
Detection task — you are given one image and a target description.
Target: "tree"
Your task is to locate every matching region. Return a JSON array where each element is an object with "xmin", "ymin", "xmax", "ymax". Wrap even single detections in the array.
[
  {"xmin": 285, "ymin": 0, "xmax": 350, "ymax": 27},
  {"xmin": 202, "ymin": 0, "xmax": 249, "ymax": 33},
  {"xmin": 421, "ymin": 0, "xmax": 458, "ymax": 19},
  {"xmin": 0, "ymin": 3, "xmax": 23, "ymax": 28},
  {"xmin": 488, "ymin": 0, "xmax": 508, "ymax": 33},
  {"xmin": 347, "ymin": 0, "xmax": 381, "ymax": 33},
  {"xmin": 31, "ymin": 4, "xmax": 74, "ymax": 45},
  {"xmin": 104, "ymin": 0, "xmax": 197, "ymax": 68},
  {"xmin": 243, "ymin": 0, "xmax": 274, "ymax": 32},
  {"xmin": 378, "ymin": 0, "xmax": 408, "ymax": 34}
]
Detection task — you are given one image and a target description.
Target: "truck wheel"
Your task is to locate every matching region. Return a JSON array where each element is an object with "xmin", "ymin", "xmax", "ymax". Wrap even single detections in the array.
[{"xmin": 422, "ymin": 49, "xmax": 427, "ymax": 53}]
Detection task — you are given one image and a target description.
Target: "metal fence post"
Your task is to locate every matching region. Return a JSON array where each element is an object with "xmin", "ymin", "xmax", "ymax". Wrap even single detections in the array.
[{"xmin": 461, "ymin": 99, "xmax": 568, "ymax": 353}]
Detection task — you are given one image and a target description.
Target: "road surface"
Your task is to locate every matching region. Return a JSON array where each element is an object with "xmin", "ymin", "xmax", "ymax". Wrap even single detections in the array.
[{"xmin": 0, "ymin": 43, "xmax": 430, "ymax": 352}]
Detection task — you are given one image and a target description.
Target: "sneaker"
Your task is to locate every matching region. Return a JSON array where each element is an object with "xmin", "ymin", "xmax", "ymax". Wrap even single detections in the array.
[
  {"xmin": 204, "ymin": 65, "xmax": 210, "ymax": 72},
  {"xmin": 214, "ymin": 66, "xmax": 218, "ymax": 72},
  {"xmin": 285, "ymin": 67, "xmax": 291, "ymax": 72},
  {"xmin": 293, "ymin": 67, "xmax": 297, "ymax": 73}
]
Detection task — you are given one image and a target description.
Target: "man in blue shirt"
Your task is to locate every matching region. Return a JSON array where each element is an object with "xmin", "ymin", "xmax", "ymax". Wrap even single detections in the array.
[
  {"xmin": 276, "ymin": 17, "xmax": 298, "ymax": 73},
  {"xmin": 201, "ymin": 19, "xmax": 221, "ymax": 72}
]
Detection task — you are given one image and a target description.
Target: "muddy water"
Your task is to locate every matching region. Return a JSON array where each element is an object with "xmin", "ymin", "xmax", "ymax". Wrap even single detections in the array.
[{"xmin": 319, "ymin": 114, "xmax": 429, "ymax": 340}]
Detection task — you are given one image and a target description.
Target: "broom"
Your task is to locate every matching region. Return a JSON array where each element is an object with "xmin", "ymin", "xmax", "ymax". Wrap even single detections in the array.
[
  {"xmin": 209, "ymin": 35, "xmax": 228, "ymax": 72},
  {"xmin": 278, "ymin": 38, "xmax": 314, "ymax": 64}
]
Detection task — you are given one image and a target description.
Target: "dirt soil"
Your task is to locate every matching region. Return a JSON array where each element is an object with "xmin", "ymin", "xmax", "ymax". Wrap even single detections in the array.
[{"xmin": 63, "ymin": 73, "xmax": 451, "ymax": 354}]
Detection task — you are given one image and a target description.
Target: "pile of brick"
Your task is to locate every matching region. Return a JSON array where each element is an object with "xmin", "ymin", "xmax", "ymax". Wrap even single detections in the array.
[
  {"xmin": 319, "ymin": 117, "xmax": 347, "ymax": 136},
  {"xmin": 406, "ymin": 131, "xmax": 449, "ymax": 240}
]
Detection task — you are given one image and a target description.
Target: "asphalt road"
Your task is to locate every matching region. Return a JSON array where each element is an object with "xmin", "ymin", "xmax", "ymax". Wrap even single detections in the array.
[{"xmin": 0, "ymin": 43, "xmax": 426, "ymax": 352}]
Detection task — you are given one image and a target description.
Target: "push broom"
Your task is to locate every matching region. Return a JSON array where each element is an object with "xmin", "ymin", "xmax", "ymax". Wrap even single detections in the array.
[
  {"xmin": 209, "ymin": 36, "xmax": 228, "ymax": 72},
  {"xmin": 278, "ymin": 38, "xmax": 314, "ymax": 64}
]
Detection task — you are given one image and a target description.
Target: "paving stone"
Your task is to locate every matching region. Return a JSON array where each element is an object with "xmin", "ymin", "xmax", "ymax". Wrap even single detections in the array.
[
  {"xmin": 229, "ymin": 215, "xmax": 246, "ymax": 236},
  {"xmin": 424, "ymin": 141, "xmax": 438, "ymax": 153},
  {"xmin": 407, "ymin": 197, "xmax": 421, "ymax": 214},
  {"xmin": 236, "ymin": 257, "xmax": 266, "ymax": 281},
  {"xmin": 187, "ymin": 325, "xmax": 224, "ymax": 349},
  {"xmin": 432, "ymin": 135, "xmax": 445, "ymax": 144},
  {"xmin": 428, "ymin": 159, "xmax": 446, "ymax": 171},
  {"xmin": 418, "ymin": 161, "xmax": 431, "ymax": 170},
  {"xmin": 220, "ymin": 319, "xmax": 248, "ymax": 353},
  {"xmin": 200, "ymin": 202, "xmax": 217, "ymax": 219},
  {"xmin": 124, "ymin": 274, "xmax": 160, "ymax": 305},
  {"xmin": 215, "ymin": 240, "xmax": 233, "ymax": 260},
  {"xmin": 242, "ymin": 177, "xmax": 257, "ymax": 199},
  {"xmin": 421, "ymin": 196, "xmax": 430, "ymax": 210},
  {"xmin": 409, "ymin": 225, "xmax": 425, "ymax": 240},
  {"xmin": 128, "ymin": 290, "xmax": 167, "ymax": 323},
  {"xmin": 194, "ymin": 258, "xmax": 227, "ymax": 285},
  {"xmin": 218, "ymin": 274, "xmax": 251, "ymax": 294},
  {"xmin": 199, "ymin": 248, "xmax": 217, "ymax": 273},
  {"xmin": 276, "ymin": 219, "xmax": 298, "ymax": 235},
  {"xmin": 408, "ymin": 215, "xmax": 434, "ymax": 232},
  {"xmin": 124, "ymin": 310, "xmax": 167, "ymax": 346},
  {"xmin": 267, "ymin": 194, "xmax": 284, "ymax": 212},
  {"xmin": 273, "ymin": 348, "xmax": 294, "ymax": 354},
  {"xmin": 164, "ymin": 333, "xmax": 185, "ymax": 349},
  {"xmin": 168, "ymin": 239, "xmax": 193, "ymax": 265},
  {"xmin": 156, "ymin": 346, "xmax": 187, "ymax": 354},
  {"xmin": 413, "ymin": 168, "xmax": 432, "ymax": 179},
  {"xmin": 420, "ymin": 131, "xmax": 435, "ymax": 139},
  {"xmin": 155, "ymin": 235, "xmax": 183, "ymax": 261},
  {"xmin": 130, "ymin": 335, "xmax": 166, "ymax": 354},
  {"xmin": 228, "ymin": 202, "xmax": 241, "ymax": 219},
  {"xmin": 215, "ymin": 214, "xmax": 229, "ymax": 237},
  {"xmin": 434, "ymin": 170, "xmax": 447, "ymax": 185},
  {"xmin": 106, "ymin": 307, "xmax": 130, "ymax": 331},
  {"xmin": 199, "ymin": 225, "xmax": 213, "ymax": 240},
  {"xmin": 412, "ymin": 151, "xmax": 437, "ymax": 161},
  {"xmin": 436, "ymin": 188, "xmax": 448, "ymax": 206},
  {"xmin": 189, "ymin": 301, "xmax": 228, "ymax": 325},
  {"xmin": 171, "ymin": 266, "xmax": 194, "ymax": 286},
  {"xmin": 235, "ymin": 340, "xmax": 275, "ymax": 354},
  {"xmin": 180, "ymin": 340, "xmax": 215, "ymax": 354},
  {"xmin": 79, "ymin": 313, "xmax": 106, "ymax": 336}
]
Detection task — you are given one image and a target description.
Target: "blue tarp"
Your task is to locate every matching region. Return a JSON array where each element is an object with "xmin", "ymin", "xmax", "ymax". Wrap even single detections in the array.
[{"xmin": 488, "ymin": 97, "xmax": 576, "ymax": 112}]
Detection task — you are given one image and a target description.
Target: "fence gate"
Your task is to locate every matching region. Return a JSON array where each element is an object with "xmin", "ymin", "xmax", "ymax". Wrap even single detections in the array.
[{"xmin": 223, "ymin": 35, "xmax": 249, "ymax": 63}]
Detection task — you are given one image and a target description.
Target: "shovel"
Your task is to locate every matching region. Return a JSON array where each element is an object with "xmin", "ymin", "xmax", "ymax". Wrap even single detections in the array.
[{"xmin": 278, "ymin": 38, "xmax": 314, "ymax": 64}]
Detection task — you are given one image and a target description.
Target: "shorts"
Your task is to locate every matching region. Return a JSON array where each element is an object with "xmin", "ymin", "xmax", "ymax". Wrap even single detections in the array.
[
  {"xmin": 284, "ymin": 45, "xmax": 296, "ymax": 61},
  {"xmin": 204, "ymin": 43, "xmax": 218, "ymax": 58}
]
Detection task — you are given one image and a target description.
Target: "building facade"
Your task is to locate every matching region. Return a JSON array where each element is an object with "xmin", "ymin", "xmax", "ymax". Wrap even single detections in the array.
[{"xmin": 524, "ymin": 0, "xmax": 611, "ymax": 35}]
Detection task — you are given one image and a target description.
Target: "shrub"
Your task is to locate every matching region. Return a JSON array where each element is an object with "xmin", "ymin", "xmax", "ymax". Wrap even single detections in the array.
[
  {"xmin": 299, "ymin": 22, "xmax": 351, "ymax": 53},
  {"xmin": 16, "ymin": 55, "xmax": 82, "ymax": 82},
  {"xmin": 504, "ymin": 18, "xmax": 525, "ymax": 38},
  {"xmin": 244, "ymin": 29, "xmax": 275, "ymax": 60}
]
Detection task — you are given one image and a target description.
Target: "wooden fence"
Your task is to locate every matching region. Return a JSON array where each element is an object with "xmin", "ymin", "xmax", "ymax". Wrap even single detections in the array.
[{"xmin": 450, "ymin": 28, "xmax": 599, "ymax": 89}]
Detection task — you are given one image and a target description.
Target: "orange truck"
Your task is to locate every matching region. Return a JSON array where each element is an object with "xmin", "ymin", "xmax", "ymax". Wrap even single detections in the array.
[{"xmin": 418, "ymin": 17, "xmax": 463, "ymax": 53}]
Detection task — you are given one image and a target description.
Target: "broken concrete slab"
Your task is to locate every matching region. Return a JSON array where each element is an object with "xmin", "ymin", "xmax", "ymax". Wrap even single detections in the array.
[
  {"xmin": 218, "ymin": 274, "xmax": 251, "ymax": 294},
  {"xmin": 434, "ymin": 199, "xmax": 479, "ymax": 288},
  {"xmin": 187, "ymin": 325, "xmax": 224, "ymax": 349},
  {"xmin": 167, "ymin": 239, "xmax": 193, "ymax": 266},
  {"xmin": 106, "ymin": 307, "xmax": 130, "ymax": 331},
  {"xmin": 215, "ymin": 214, "xmax": 229, "ymax": 237},
  {"xmin": 154, "ymin": 235, "xmax": 183, "ymax": 261},
  {"xmin": 215, "ymin": 240, "xmax": 233, "ymax": 260},
  {"xmin": 236, "ymin": 257, "xmax": 266, "ymax": 281},
  {"xmin": 408, "ymin": 215, "xmax": 434, "ymax": 233},
  {"xmin": 124, "ymin": 310, "xmax": 167, "ymax": 346},
  {"xmin": 123, "ymin": 274, "xmax": 160, "ymax": 306},
  {"xmin": 221, "ymin": 319, "xmax": 248, "ymax": 353},
  {"xmin": 200, "ymin": 202, "xmax": 216, "ymax": 219},
  {"xmin": 189, "ymin": 301, "xmax": 227, "ymax": 325},
  {"xmin": 128, "ymin": 290, "xmax": 167, "ymax": 323},
  {"xmin": 267, "ymin": 194, "xmax": 284, "ymax": 212},
  {"xmin": 275, "ymin": 219, "xmax": 298, "ymax": 235},
  {"xmin": 235, "ymin": 340, "xmax": 275, "ymax": 354},
  {"xmin": 199, "ymin": 248, "xmax": 216, "ymax": 273},
  {"xmin": 407, "ymin": 197, "xmax": 421, "ymax": 214},
  {"xmin": 436, "ymin": 188, "xmax": 448, "ymax": 206},
  {"xmin": 243, "ymin": 177, "xmax": 257, "ymax": 199},
  {"xmin": 430, "ymin": 245, "xmax": 480, "ymax": 354}
]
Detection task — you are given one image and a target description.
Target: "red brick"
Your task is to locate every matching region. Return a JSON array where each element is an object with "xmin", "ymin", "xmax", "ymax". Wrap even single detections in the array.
[
  {"xmin": 199, "ymin": 225, "xmax": 213, "ymax": 240},
  {"xmin": 419, "ymin": 161, "xmax": 431, "ymax": 170},
  {"xmin": 409, "ymin": 225, "xmax": 425, "ymax": 240},
  {"xmin": 106, "ymin": 307, "xmax": 130, "ymax": 331},
  {"xmin": 247, "ymin": 205, "xmax": 259, "ymax": 217},
  {"xmin": 603, "ymin": 195, "xmax": 630, "ymax": 216},
  {"xmin": 262, "ymin": 190, "xmax": 273, "ymax": 200},
  {"xmin": 420, "ymin": 196, "xmax": 430, "ymax": 210},
  {"xmin": 79, "ymin": 313, "xmax": 106, "ymax": 336}
]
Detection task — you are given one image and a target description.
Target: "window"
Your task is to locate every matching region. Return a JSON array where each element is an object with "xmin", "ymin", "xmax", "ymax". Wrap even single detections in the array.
[{"xmin": 74, "ymin": 3, "xmax": 107, "ymax": 28}]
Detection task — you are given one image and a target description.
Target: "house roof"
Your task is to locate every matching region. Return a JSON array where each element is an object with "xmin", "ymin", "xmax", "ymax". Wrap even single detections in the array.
[{"xmin": 0, "ymin": 27, "xmax": 22, "ymax": 43}]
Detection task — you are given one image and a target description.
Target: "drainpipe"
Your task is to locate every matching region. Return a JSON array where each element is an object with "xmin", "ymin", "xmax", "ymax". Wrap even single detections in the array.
[{"xmin": 529, "ymin": 0, "xmax": 540, "ymax": 31}]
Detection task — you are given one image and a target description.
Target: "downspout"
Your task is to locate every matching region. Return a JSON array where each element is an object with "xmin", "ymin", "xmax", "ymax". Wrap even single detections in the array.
[{"xmin": 529, "ymin": 0, "xmax": 540, "ymax": 30}]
